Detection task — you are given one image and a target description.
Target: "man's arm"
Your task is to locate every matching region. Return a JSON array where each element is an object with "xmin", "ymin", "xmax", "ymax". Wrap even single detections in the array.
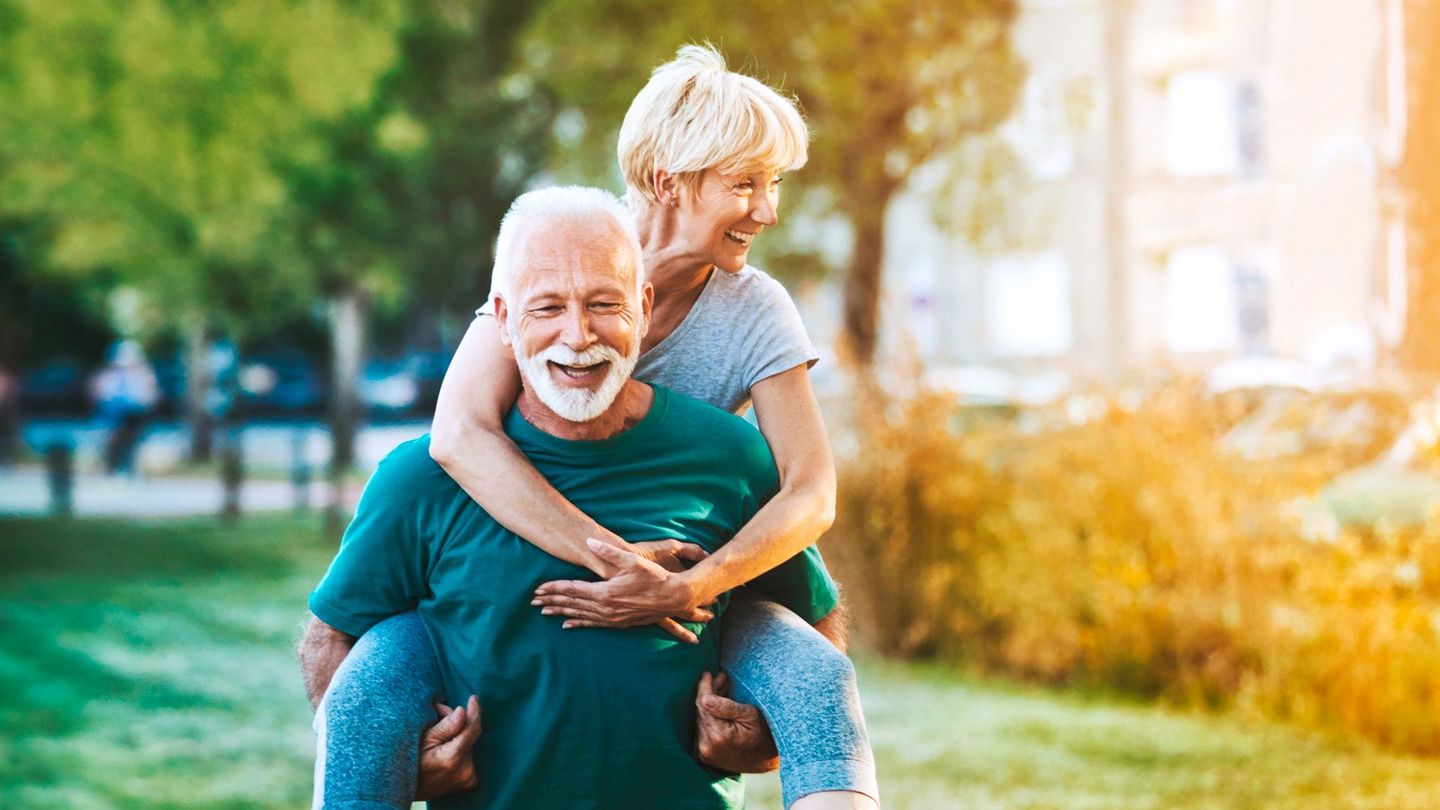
[
  {"xmin": 810, "ymin": 601, "xmax": 849, "ymax": 653},
  {"xmin": 298, "ymin": 615, "xmax": 356, "ymax": 709}
]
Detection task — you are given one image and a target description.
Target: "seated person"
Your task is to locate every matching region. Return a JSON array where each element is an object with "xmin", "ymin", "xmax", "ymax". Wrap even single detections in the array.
[{"xmin": 300, "ymin": 186, "xmax": 844, "ymax": 809}]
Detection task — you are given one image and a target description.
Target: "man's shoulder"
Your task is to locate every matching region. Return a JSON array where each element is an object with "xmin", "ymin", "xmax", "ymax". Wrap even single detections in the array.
[
  {"xmin": 363, "ymin": 435, "xmax": 456, "ymax": 501},
  {"xmin": 654, "ymin": 387, "xmax": 774, "ymax": 471}
]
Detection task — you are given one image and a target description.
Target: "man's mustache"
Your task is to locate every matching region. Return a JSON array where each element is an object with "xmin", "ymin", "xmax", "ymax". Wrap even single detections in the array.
[{"xmin": 525, "ymin": 342, "xmax": 625, "ymax": 368}]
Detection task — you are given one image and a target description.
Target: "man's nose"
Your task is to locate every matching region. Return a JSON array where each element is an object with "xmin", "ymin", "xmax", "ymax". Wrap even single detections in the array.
[{"xmin": 560, "ymin": 306, "xmax": 596, "ymax": 349}]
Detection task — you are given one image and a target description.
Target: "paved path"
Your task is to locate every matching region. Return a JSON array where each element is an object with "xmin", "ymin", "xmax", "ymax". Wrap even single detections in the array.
[
  {"xmin": 3, "ymin": 419, "xmax": 425, "ymax": 518},
  {"xmin": 0, "ymin": 467, "xmax": 365, "ymax": 518},
  {"xmin": 22, "ymin": 418, "xmax": 428, "ymax": 469}
]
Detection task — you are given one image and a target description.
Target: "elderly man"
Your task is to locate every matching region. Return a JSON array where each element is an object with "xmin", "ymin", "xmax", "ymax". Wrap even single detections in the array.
[{"xmin": 299, "ymin": 186, "xmax": 841, "ymax": 809}]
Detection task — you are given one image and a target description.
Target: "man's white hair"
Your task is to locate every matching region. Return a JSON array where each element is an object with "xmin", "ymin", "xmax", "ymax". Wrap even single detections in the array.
[
  {"xmin": 618, "ymin": 43, "xmax": 809, "ymax": 206},
  {"xmin": 490, "ymin": 185, "xmax": 643, "ymax": 303}
]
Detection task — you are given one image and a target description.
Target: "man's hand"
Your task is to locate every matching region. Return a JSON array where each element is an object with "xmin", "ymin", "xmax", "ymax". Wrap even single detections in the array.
[
  {"xmin": 694, "ymin": 672, "xmax": 779, "ymax": 774},
  {"xmin": 415, "ymin": 696, "xmax": 482, "ymax": 801},
  {"xmin": 532, "ymin": 538, "xmax": 713, "ymax": 643}
]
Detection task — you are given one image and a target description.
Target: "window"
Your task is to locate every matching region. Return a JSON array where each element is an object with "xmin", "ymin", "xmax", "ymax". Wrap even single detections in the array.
[
  {"xmin": 1164, "ymin": 70, "xmax": 1240, "ymax": 177},
  {"xmin": 985, "ymin": 252, "xmax": 1073, "ymax": 356},
  {"xmin": 1164, "ymin": 246, "xmax": 1239, "ymax": 352}
]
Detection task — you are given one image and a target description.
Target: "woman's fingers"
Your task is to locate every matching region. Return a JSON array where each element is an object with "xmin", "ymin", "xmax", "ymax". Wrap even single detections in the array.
[
  {"xmin": 676, "ymin": 607, "xmax": 714, "ymax": 623},
  {"xmin": 551, "ymin": 614, "xmax": 700, "ymax": 644},
  {"xmin": 655, "ymin": 618, "xmax": 699, "ymax": 644},
  {"xmin": 533, "ymin": 579, "xmax": 604, "ymax": 598}
]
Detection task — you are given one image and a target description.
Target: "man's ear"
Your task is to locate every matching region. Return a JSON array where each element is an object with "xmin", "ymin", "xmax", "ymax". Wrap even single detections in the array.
[
  {"xmin": 494, "ymin": 294, "xmax": 512, "ymax": 347},
  {"xmin": 639, "ymin": 282, "xmax": 655, "ymax": 338}
]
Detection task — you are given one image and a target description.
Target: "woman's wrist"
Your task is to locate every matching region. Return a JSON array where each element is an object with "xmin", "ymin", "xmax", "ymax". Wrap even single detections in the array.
[{"xmin": 672, "ymin": 566, "xmax": 723, "ymax": 611}]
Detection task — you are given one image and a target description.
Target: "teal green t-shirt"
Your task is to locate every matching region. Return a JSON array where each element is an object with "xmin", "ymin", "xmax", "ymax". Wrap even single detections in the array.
[{"xmin": 309, "ymin": 385, "xmax": 839, "ymax": 810}]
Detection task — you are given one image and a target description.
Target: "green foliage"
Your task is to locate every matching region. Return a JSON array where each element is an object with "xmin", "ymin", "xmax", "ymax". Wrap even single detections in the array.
[
  {"xmin": 0, "ymin": 0, "xmax": 402, "ymax": 336},
  {"xmin": 281, "ymin": 0, "xmax": 556, "ymax": 313},
  {"xmin": 521, "ymin": 0, "xmax": 1025, "ymax": 360}
]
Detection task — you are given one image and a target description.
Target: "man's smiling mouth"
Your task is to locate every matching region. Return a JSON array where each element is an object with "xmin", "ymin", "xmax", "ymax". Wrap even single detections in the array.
[{"xmin": 549, "ymin": 360, "xmax": 609, "ymax": 380}]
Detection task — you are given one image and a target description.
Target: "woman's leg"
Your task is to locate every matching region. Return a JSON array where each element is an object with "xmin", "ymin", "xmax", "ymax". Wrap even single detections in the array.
[
  {"xmin": 313, "ymin": 611, "xmax": 441, "ymax": 810},
  {"xmin": 720, "ymin": 590, "xmax": 880, "ymax": 809}
]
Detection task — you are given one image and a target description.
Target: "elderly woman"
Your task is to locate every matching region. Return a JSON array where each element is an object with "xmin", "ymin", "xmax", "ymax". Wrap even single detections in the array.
[{"xmin": 313, "ymin": 46, "xmax": 877, "ymax": 810}]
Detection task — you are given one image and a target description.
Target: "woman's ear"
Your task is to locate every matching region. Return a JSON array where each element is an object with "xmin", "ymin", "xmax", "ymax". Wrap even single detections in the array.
[{"xmin": 653, "ymin": 169, "xmax": 679, "ymax": 207}]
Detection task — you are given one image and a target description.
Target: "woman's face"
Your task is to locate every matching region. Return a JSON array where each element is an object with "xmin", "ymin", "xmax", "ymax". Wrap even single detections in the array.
[{"xmin": 674, "ymin": 168, "xmax": 782, "ymax": 274}]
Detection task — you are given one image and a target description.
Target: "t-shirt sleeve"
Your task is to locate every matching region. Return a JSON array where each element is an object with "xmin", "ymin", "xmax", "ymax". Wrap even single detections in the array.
[
  {"xmin": 308, "ymin": 441, "xmax": 436, "ymax": 637},
  {"xmin": 727, "ymin": 422, "xmax": 840, "ymax": 623},
  {"xmin": 745, "ymin": 545, "xmax": 841, "ymax": 624},
  {"xmin": 739, "ymin": 273, "xmax": 819, "ymax": 391}
]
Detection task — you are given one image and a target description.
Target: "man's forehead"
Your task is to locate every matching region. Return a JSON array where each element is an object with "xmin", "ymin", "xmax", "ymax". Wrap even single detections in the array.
[{"xmin": 511, "ymin": 220, "xmax": 637, "ymax": 293}]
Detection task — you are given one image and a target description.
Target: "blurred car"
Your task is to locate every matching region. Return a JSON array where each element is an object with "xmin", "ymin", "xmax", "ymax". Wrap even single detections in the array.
[
  {"xmin": 405, "ymin": 350, "xmax": 452, "ymax": 415},
  {"xmin": 151, "ymin": 355, "xmax": 187, "ymax": 418},
  {"xmin": 359, "ymin": 358, "xmax": 420, "ymax": 416},
  {"xmin": 20, "ymin": 359, "xmax": 90, "ymax": 415},
  {"xmin": 238, "ymin": 350, "xmax": 325, "ymax": 417}
]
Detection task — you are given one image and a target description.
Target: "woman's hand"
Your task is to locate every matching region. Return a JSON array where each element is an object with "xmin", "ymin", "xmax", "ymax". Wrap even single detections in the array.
[{"xmin": 532, "ymin": 538, "xmax": 713, "ymax": 643}]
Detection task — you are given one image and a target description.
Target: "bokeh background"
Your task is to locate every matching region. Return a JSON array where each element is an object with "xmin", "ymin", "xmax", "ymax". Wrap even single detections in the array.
[{"xmin": 4, "ymin": 1, "xmax": 1440, "ymax": 807}]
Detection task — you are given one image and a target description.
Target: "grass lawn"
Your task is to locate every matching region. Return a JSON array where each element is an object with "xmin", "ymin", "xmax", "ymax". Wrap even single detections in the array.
[{"xmin": 4, "ymin": 516, "xmax": 1440, "ymax": 809}]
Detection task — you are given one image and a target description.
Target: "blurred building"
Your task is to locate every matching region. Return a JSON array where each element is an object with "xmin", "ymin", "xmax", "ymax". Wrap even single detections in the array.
[{"xmin": 861, "ymin": 0, "xmax": 1407, "ymax": 377}]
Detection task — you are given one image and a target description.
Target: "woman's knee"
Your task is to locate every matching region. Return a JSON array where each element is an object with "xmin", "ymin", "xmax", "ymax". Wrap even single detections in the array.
[
  {"xmin": 327, "ymin": 613, "xmax": 439, "ymax": 715},
  {"xmin": 723, "ymin": 603, "xmax": 857, "ymax": 702},
  {"xmin": 807, "ymin": 640, "xmax": 857, "ymax": 690}
]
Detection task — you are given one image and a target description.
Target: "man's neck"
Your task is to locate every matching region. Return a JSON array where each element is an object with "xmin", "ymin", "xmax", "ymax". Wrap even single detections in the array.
[{"xmin": 517, "ymin": 380, "xmax": 655, "ymax": 441}]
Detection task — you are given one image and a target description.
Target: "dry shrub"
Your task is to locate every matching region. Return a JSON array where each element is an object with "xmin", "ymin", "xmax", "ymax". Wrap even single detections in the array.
[{"xmin": 825, "ymin": 374, "xmax": 1440, "ymax": 753}]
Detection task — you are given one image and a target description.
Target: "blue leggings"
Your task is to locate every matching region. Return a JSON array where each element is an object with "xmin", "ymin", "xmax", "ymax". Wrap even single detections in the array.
[{"xmin": 313, "ymin": 592, "xmax": 878, "ymax": 809}]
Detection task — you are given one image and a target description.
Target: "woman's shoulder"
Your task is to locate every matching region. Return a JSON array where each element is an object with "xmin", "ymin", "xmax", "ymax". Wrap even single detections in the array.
[{"xmin": 705, "ymin": 264, "xmax": 796, "ymax": 309}]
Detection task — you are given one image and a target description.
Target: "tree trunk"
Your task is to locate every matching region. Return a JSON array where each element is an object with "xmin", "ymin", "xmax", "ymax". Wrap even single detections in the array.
[
  {"xmin": 841, "ymin": 199, "xmax": 891, "ymax": 367},
  {"xmin": 326, "ymin": 287, "xmax": 366, "ymax": 531},
  {"xmin": 1102, "ymin": 0, "xmax": 1134, "ymax": 376},
  {"xmin": 1399, "ymin": 0, "xmax": 1440, "ymax": 374},
  {"xmin": 184, "ymin": 316, "xmax": 213, "ymax": 463}
]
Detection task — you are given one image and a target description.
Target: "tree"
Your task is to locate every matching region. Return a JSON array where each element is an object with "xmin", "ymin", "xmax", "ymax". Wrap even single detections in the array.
[
  {"xmin": 278, "ymin": 0, "xmax": 555, "ymax": 527},
  {"xmin": 523, "ymin": 0, "xmax": 1025, "ymax": 365},
  {"xmin": 1398, "ymin": 0, "xmax": 1440, "ymax": 375},
  {"xmin": 0, "ymin": 0, "xmax": 401, "ymax": 459}
]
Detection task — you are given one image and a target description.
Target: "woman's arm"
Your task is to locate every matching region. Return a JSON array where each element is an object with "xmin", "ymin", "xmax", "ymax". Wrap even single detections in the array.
[
  {"xmin": 533, "ymin": 364, "xmax": 836, "ymax": 619},
  {"xmin": 679, "ymin": 364, "xmax": 837, "ymax": 604},
  {"xmin": 428, "ymin": 315, "xmax": 630, "ymax": 575},
  {"xmin": 432, "ymin": 316, "xmax": 713, "ymax": 642}
]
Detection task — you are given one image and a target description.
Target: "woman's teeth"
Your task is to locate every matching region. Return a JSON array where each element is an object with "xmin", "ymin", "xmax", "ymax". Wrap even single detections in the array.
[{"xmin": 724, "ymin": 230, "xmax": 754, "ymax": 246}]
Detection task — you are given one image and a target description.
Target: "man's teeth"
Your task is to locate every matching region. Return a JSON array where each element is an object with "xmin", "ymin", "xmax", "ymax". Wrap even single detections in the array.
[
  {"xmin": 725, "ymin": 230, "xmax": 754, "ymax": 245},
  {"xmin": 553, "ymin": 361, "xmax": 605, "ymax": 378}
]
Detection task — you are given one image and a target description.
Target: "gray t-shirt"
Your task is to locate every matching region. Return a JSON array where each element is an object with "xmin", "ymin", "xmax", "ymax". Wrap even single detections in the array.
[{"xmin": 480, "ymin": 265, "xmax": 817, "ymax": 415}]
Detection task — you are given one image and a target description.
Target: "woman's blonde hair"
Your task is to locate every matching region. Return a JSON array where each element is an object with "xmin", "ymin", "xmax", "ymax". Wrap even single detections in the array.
[{"xmin": 617, "ymin": 44, "xmax": 809, "ymax": 206}]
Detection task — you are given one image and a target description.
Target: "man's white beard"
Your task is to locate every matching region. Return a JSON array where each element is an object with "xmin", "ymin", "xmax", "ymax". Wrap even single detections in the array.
[{"xmin": 513, "ymin": 333, "xmax": 639, "ymax": 423}]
